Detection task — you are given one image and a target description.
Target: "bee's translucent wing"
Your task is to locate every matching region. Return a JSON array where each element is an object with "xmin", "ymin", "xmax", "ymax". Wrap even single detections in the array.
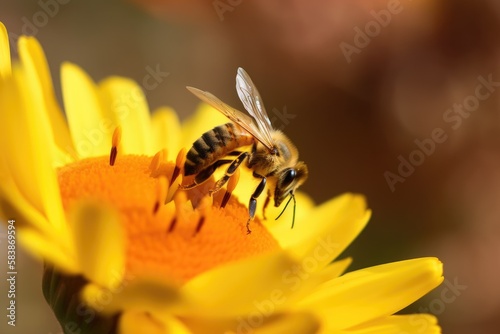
[
  {"xmin": 186, "ymin": 86, "xmax": 275, "ymax": 151},
  {"xmin": 235, "ymin": 68, "xmax": 275, "ymax": 147}
]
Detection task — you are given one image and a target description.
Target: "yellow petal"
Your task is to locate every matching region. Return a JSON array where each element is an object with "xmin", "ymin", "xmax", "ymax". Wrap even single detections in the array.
[
  {"xmin": 0, "ymin": 71, "xmax": 41, "ymax": 213},
  {"xmin": 313, "ymin": 257, "xmax": 353, "ymax": 286},
  {"xmin": 0, "ymin": 172, "xmax": 55, "ymax": 237},
  {"xmin": 178, "ymin": 311, "xmax": 320, "ymax": 334},
  {"xmin": 300, "ymin": 258, "xmax": 444, "ymax": 330},
  {"xmin": 263, "ymin": 191, "xmax": 315, "ymax": 241},
  {"xmin": 151, "ymin": 107, "xmax": 181, "ymax": 159},
  {"xmin": 119, "ymin": 311, "xmax": 168, "ymax": 334},
  {"xmin": 125, "ymin": 312, "xmax": 193, "ymax": 334},
  {"xmin": 18, "ymin": 229, "xmax": 78, "ymax": 274},
  {"xmin": 182, "ymin": 251, "xmax": 317, "ymax": 317},
  {"xmin": 254, "ymin": 312, "xmax": 321, "ymax": 334},
  {"xmin": 0, "ymin": 66, "xmax": 68, "ymax": 236},
  {"xmin": 81, "ymin": 278, "xmax": 182, "ymax": 316},
  {"xmin": 99, "ymin": 77, "xmax": 152, "ymax": 155},
  {"xmin": 345, "ymin": 314, "xmax": 440, "ymax": 334},
  {"xmin": 18, "ymin": 36, "xmax": 76, "ymax": 163},
  {"xmin": 249, "ymin": 257, "xmax": 353, "ymax": 305},
  {"xmin": 70, "ymin": 201, "xmax": 125, "ymax": 289},
  {"xmin": 280, "ymin": 193, "xmax": 370, "ymax": 270},
  {"xmin": 156, "ymin": 316, "xmax": 192, "ymax": 334},
  {"xmin": 0, "ymin": 21, "xmax": 11, "ymax": 78},
  {"xmin": 120, "ymin": 313, "xmax": 192, "ymax": 334},
  {"xmin": 181, "ymin": 103, "xmax": 228, "ymax": 150},
  {"xmin": 62, "ymin": 62, "xmax": 109, "ymax": 158}
]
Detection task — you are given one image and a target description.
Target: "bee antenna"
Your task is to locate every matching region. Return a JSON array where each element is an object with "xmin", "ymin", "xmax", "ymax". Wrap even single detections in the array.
[{"xmin": 275, "ymin": 193, "xmax": 296, "ymax": 229}]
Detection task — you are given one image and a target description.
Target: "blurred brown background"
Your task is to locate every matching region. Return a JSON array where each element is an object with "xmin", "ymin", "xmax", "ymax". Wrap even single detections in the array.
[{"xmin": 1, "ymin": 0, "xmax": 500, "ymax": 333}]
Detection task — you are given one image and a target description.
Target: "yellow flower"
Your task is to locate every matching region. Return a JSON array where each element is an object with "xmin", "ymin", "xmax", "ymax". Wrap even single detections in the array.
[{"xmin": 0, "ymin": 22, "xmax": 443, "ymax": 334}]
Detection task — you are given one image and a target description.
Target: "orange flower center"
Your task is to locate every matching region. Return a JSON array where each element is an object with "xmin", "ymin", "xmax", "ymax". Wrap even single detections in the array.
[{"xmin": 57, "ymin": 155, "xmax": 280, "ymax": 284}]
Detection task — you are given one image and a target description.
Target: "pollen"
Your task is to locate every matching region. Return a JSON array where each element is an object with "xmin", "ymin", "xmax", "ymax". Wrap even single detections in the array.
[{"xmin": 57, "ymin": 154, "xmax": 280, "ymax": 283}]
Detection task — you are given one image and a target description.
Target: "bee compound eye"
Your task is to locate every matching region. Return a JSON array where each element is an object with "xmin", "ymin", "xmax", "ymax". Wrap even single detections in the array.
[{"xmin": 283, "ymin": 169, "xmax": 296, "ymax": 186}]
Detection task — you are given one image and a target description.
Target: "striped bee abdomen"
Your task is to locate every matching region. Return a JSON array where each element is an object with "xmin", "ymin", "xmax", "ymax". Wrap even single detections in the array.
[{"xmin": 184, "ymin": 122, "xmax": 254, "ymax": 176}]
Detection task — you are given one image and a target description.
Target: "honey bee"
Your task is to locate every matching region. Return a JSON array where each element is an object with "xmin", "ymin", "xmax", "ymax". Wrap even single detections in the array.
[{"xmin": 182, "ymin": 68, "xmax": 308, "ymax": 233}]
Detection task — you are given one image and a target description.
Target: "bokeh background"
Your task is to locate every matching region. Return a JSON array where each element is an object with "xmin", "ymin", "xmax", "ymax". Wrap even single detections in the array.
[{"xmin": 1, "ymin": 0, "xmax": 500, "ymax": 333}]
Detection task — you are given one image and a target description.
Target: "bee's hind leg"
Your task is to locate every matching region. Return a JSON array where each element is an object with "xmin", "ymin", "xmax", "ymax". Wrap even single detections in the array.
[
  {"xmin": 180, "ymin": 160, "xmax": 232, "ymax": 190},
  {"xmin": 210, "ymin": 152, "xmax": 249, "ymax": 195}
]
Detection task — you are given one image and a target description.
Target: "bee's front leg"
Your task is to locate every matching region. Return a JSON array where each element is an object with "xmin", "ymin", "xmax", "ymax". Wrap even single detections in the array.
[{"xmin": 246, "ymin": 173, "xmax": 266, "ymax": 234}]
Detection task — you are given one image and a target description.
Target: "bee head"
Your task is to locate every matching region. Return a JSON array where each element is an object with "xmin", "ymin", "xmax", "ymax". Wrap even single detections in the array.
[{"xmin": 274, "ymin": 161, "xmax": 308, "ymax": 207}]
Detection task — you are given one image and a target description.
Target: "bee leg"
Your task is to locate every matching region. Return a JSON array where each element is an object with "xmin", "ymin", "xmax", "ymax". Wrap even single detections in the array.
[
  {"xmin": 262, "ymin": 190, "xmax": 271, "ymax": 220},
  {"xmin": 210, "ymin": 152, "xmax": 249, "ymax": 195},
  {"xmin": 246, "ymin": 174, "xmax": 266, "ymax": 234},
  {"xmin": 227, "ymin": 150, "xmax": 243, "ymax": 156},
  {"xmin": 180, "ymin": 160, "xmax": 232, "ymax": 190}
]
